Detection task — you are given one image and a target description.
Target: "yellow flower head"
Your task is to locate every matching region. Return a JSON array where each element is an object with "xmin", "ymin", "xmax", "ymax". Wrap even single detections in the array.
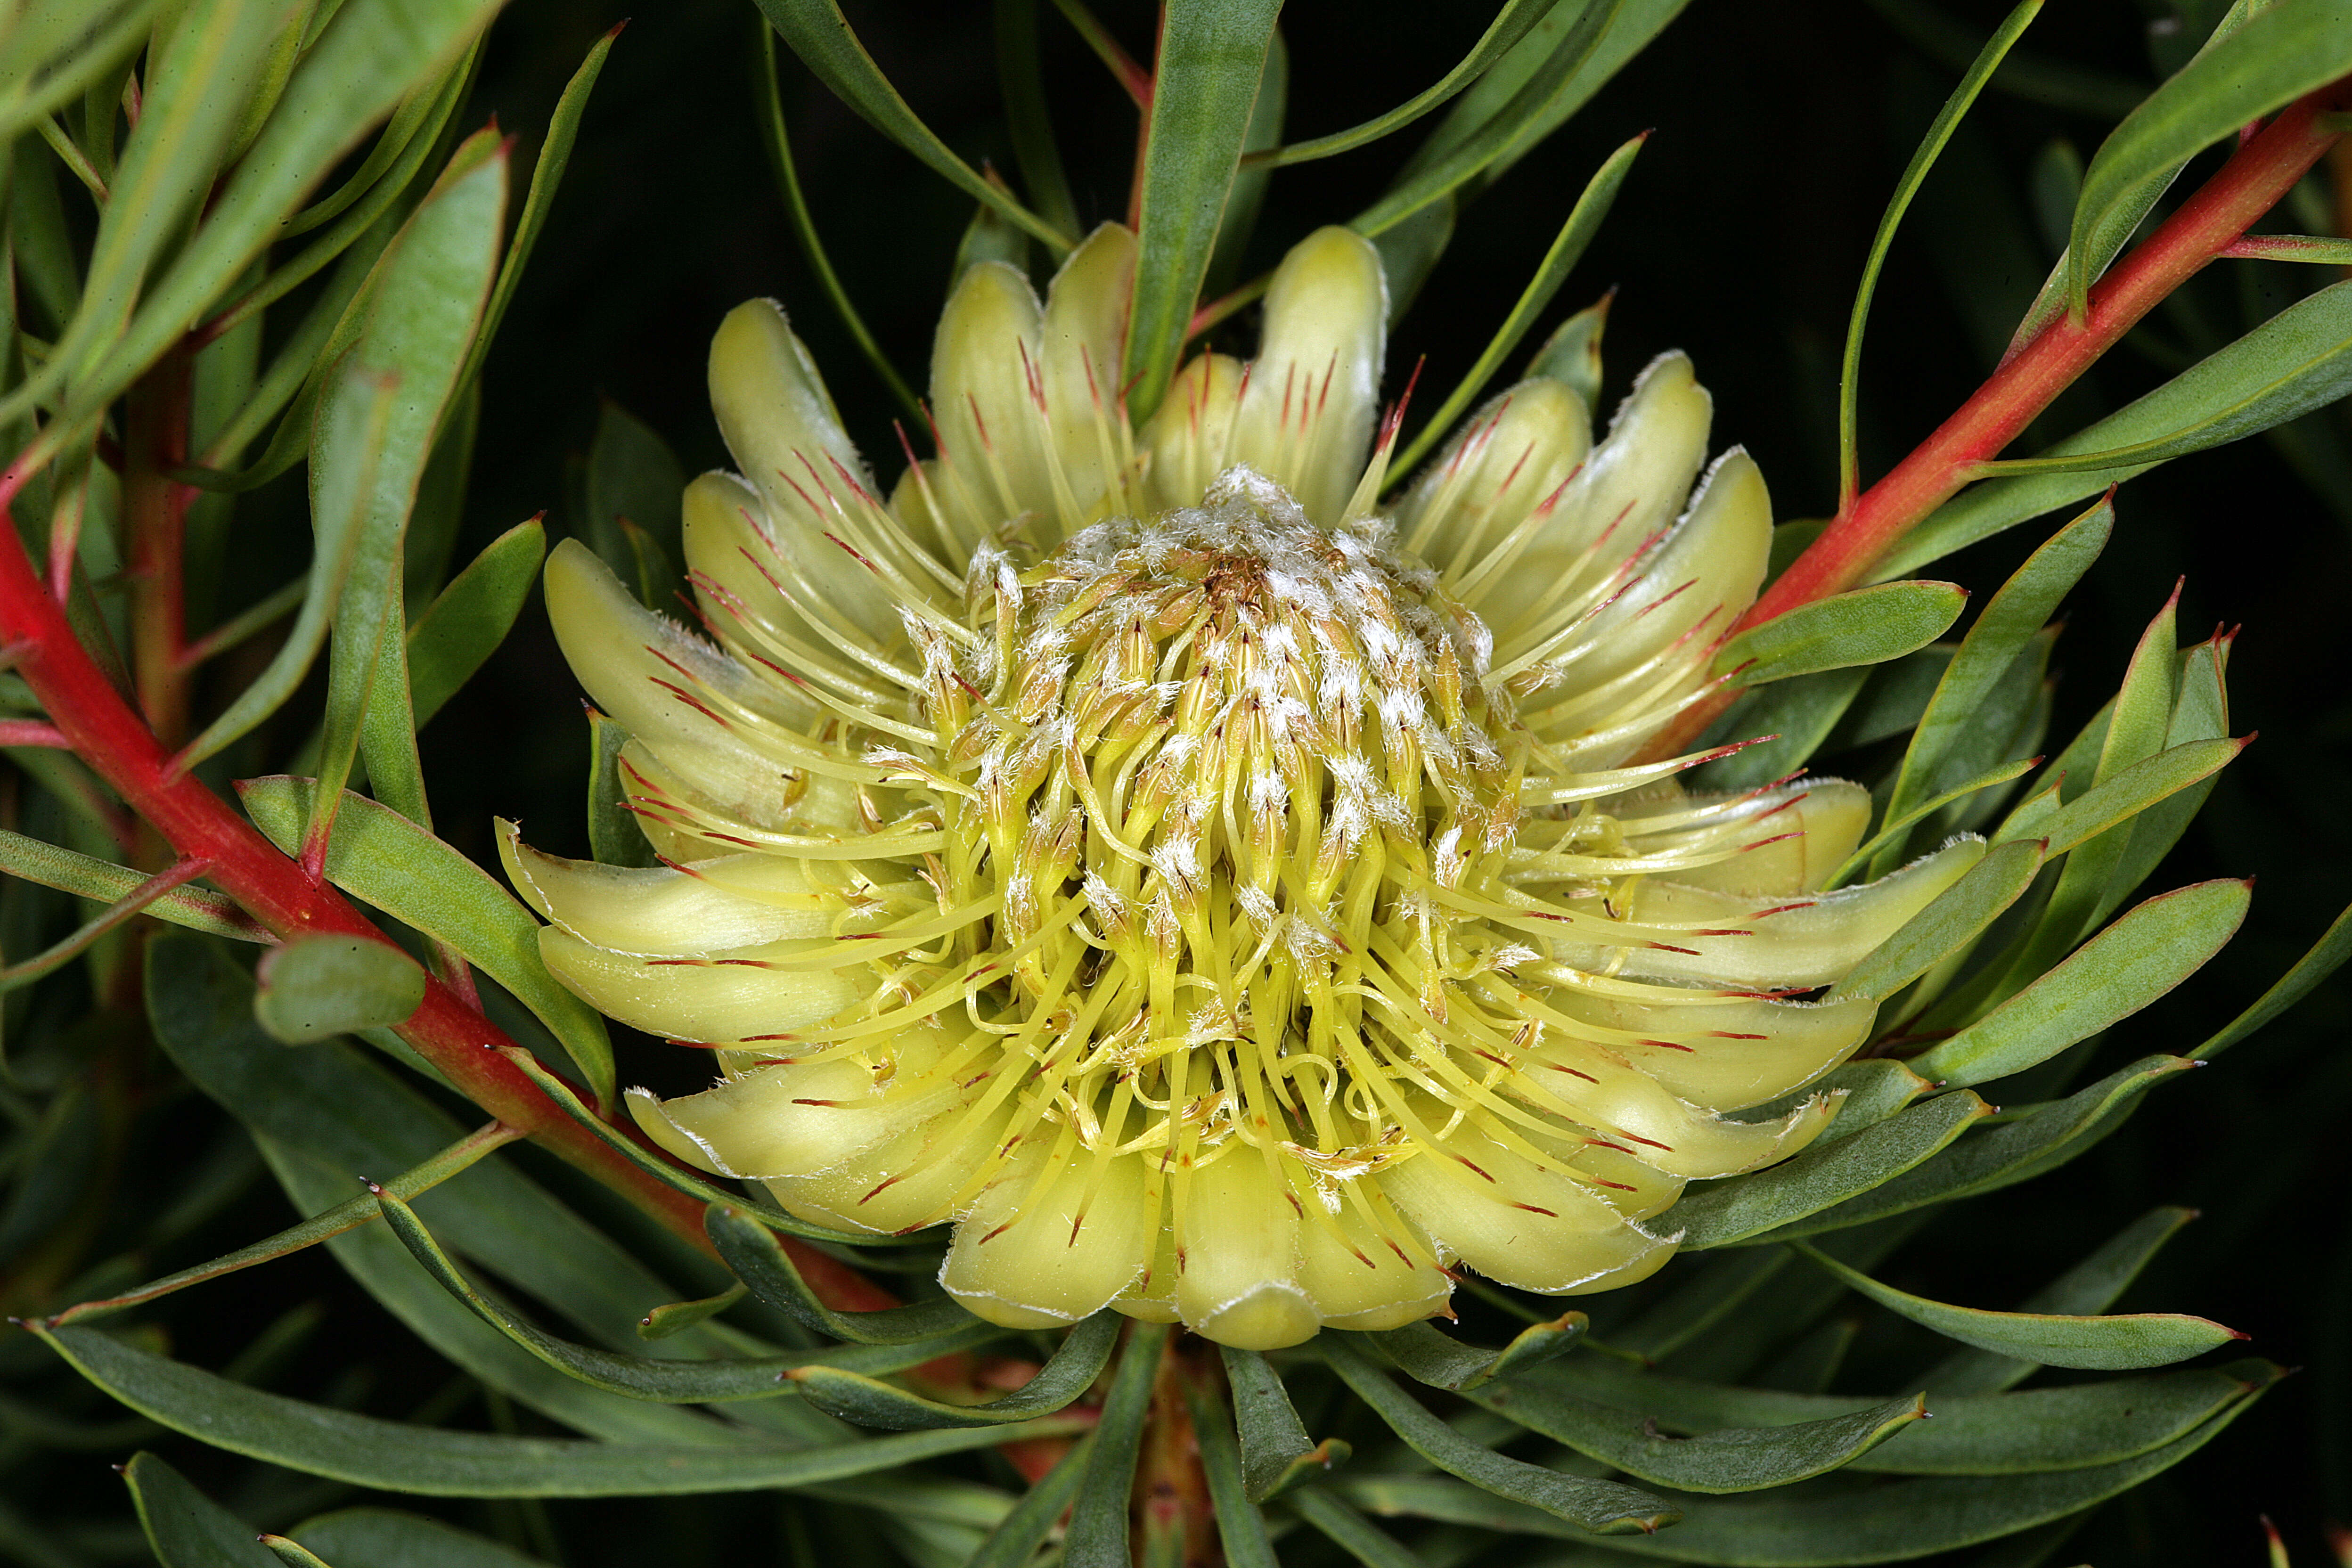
[{"xmin": 503, "ymin": 225, "xmax": 1980, "ymax": 1349}]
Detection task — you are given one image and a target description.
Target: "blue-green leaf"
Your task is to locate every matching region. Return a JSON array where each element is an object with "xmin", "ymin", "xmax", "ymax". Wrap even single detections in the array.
[
  {"xmin": 1064, "ymin": 1322, "xmax": 1170, "ymax": 1568},
  {"xmin": 35, "ymin": 1324, "xmax": 1078, "ymax": 1495},
  {"xmin": 1792, "ymin": 1241, "xmax": 2241, "ymax": 1368},
  {"xmin": 122, "ymin": 1452, "xmax": 281, "ymax": 1568},
  {"xmin": 289, "ymin": 1510, "xmax": 552, "ymax": 1568},
  {"xmin": 408, "ymin": 519, "xmax": 544, "ymax": 729},
  {"xmin": 789, "ymin": 1311, "xmax": 1117, "ymax": 1429}
]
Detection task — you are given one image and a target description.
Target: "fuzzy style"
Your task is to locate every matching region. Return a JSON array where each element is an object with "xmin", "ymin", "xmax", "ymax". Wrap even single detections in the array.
[{"xmin": 503, "ymin": 224, "xmax": 1980, "ymax": 1349}]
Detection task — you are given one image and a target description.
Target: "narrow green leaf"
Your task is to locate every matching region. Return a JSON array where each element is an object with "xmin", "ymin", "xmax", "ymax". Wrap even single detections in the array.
[
  {"xmin": 1331, "ymin": 1378, "xmax": 2270, "ymax": 1560},
  {"xmin": 377, "ymin": 1191, "xmax": 996, "ymax": 1402},
  {"xmin": 1390, "ymin": 131, "xmax": 1643, "ymax": 478},
  {"xmin": 2026, "ymin": 736, "xmax": 2244, "ymax": 858},
  {"xmin": 1829, "ymin": 756, "xmax": 2039, "ymax": 890},
  {"xmin": 290, "ymin": 1509, "xmax": 554, "ymax": 1568},
  {"xmin": 2102, "ymin": 637, "xmax": 2230, "ymax": 902},
  {"xmin": 968, "ymin": 1436, "xmax": 1094, "ymax": 1568},
  {"xmin": 2192, "ymin": 895, "xmax": 2352, "ymax": 1059},
  {"xmin": 0, "ymin": 0, "xmax": 164, "ymax": 148},
  {"xmin": 1885, "ymin": 497, "xmax": 2107, "ymax": 832},
  {"xmin": 1464, "ymin": 1376, "xmax": 1924, "ymax": 1494},
  {"xmin": 1911, "ymin": 878, "xmax": 2248, "ymax": 1088},
  {"xmin": 37, "ymin": 1324, "xmax": 1078, "ymax": 1496},
  {"xmin": 260, "ymin": 1534, "xmax": 335, "ymax": 1568},
  {"xmin": 238, "ymin": 776, "xmax": 614, "ymax": 1107},
  {"xmin": 49, "ymin": 1120, "xmax": 513, "ymax": 1328},
  {"xmin": 456, "ymin": 24, "xmax": 614, "ymax": 403},
  {"xmin": 1829, "ymin": 838, "xmax": 2045, "ymax": 1004},
  {"xmin": 1837, "ymin": 0, "xmax": 2042, "ymax": 506},
  {"xmin": 30, "ymin": 0, "xmax": 505, "ymax": 432},
  {"xmin": 1181, "ymin": 1373, "xmax": 1279, "ymax": 1568},
  {"xmin": 1813, "ymin": 1059, "xmax": 1935, "ymax": 1143},
  {"xmin": 1287, "ymin": 1486, "xmax": 1429, "ymax": 1568},
  {"xmin": 2067, "ymin": 2, "xmax": 2352, "ymax": 312},
  {"xmin": 1224, "ymin": 1345, "xmax": 1350, "ymax": 1502},
  {"xmin": 1370, "ymin": 1314, "xmax": 1586, "ymax": 1393},
  {"xmin": 0, "ymin": 859, "xmax": 220, "ymax": 991},
  {"xmin": 123, "ymin": 1452, "xmax": 281, "ymax": 1568},
  {"xmin": 1535, "ymin": 1353, "xmax": 2276, "ymax": 1476},
  {"xmin": 1691, "ymin": 666, "xmax": 1871, "ymax": 792},
  {"xmin": 706, "ymin": 1204, "xmax": 977, "ymax": 1346},
  {"xmin": 992, "ymin": 0, "xmax": 1081, "ymax": 239},
  {"xmin": 1738, "ymin": 1055, "xmax": 2198, "ymax": 1244},
  {"xmin": 789, "ymin": 1311, "xmax": 1117, "ymax": 1429},
  {"xmin": 1258, "ymin": 0, "xmax": 1563, "ymax": 167},
  {"xmin": 1319, "ymin": 1335, "xmax": 1676, "ymax": 1535},
  {"xmin": 1859, "ymin": 0, "xmax": 2146, "ymax": 117},
  {"xmin": 1793, "ymin": 1241, "xmax": 2240, "ymax": 1369},
  {"xmin": 253, "ymin": 933, "xmax": 427, "ymax": 1045},
  {"xmin": 637, "ymin": 1284, "xmax": 747, "ymax": 1341},
  {"xmin": 1880, "ymin": 281, "xmax": 2352, "ymax": 578},
  {"xmin": 1667, "ymin": 1087, "xmax": 1989, "ymax": 1249},
  {"xmin": 407, "ymin": 519, "xmax": 545, "ymax": 728},
  {"xmin": 1717, "ymin": 580, "xmax": 1968, "ymax": 686},
  {"xmin": 1926, "ymin": 1206, "xmax": 2202, "ymax": 1396},
  {"xmin": 1120, "ymin": 0, "xmax": 1282, "ymax": 421},
  {"xmin": 753, "ymin": 0, "xmax": 1072, "ymax": 252},
  {"xmin": 1351, "ymin": 0, "xmax": 1621, "ymax": 238},
  {"xmin": 1064, "ymin": 1322, "xmax": 1171, "ymax": 1568}
]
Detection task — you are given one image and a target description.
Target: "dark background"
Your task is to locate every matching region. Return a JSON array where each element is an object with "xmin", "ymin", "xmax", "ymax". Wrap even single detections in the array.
[
  {"xmin": 23, "ymin": 1, "xmax": 2351, "ymax": 1563},
  {"xmin": 433, "ymin": 1, "xmax": 2352, "ymax": 1560}
]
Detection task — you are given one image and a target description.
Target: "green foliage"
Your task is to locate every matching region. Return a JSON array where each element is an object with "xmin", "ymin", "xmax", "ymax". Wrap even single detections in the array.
[{"xmin": 2, "ymin": 3, "xmax": 2349, "ymax": 1567}]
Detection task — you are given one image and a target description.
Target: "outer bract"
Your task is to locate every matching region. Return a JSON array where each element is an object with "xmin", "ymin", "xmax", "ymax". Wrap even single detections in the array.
[{"xmin": 507, "ymin": 225, "xmax": 1979, "ymax": 1348}]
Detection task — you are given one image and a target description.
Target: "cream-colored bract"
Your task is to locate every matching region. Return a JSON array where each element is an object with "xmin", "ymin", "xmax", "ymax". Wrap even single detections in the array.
[{"xmin": 504, "ymin": 224, "xmax": 1979, "ymax": 1350}]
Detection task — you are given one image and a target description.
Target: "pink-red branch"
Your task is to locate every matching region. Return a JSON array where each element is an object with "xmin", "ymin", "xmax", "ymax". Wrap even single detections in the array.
[
  {"xmin": 1647, "ymin": 78, "xmax": 2350, "ymax": 760},
  {"xmin": 0, "ymin": 494, "xmax": 898, "ymax": 1316}
]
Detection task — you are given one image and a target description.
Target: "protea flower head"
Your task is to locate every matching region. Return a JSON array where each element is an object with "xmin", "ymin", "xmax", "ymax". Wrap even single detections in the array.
[{"xmin": 502, "ymin": 224, "xmax": 1981, "ymax": 1350}]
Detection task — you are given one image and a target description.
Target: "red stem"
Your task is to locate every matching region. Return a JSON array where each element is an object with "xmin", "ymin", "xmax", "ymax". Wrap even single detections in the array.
[
  {"xmin": 1647, "ymin": 80, "xmax": 2349, "ymax": 760},
  {"xmin": 0, "ymin": 502, "xmax": 899, "ymax": 1315},
  {"xmin": 1752, "ymin": 85, "xmax": 2349, "ymax": 625}
]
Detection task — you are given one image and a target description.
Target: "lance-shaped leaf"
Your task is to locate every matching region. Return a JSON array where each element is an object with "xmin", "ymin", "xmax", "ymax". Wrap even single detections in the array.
[
  {"xmin": 1391, "ymin": 131, "xmax": 1643, "ymax": 479},
  {"xmin": 1462, "ymin": 1375, "xmax": 1925, "ymax": 1494},
  {"xmin": 1911, "ymin": 878, "xmax": 2248, "ymax": 1088},
  {"xmin": 638, "ymin": 1285, "xmax": 748, "ymax": 1342},
  {"xmin": 1667, "ymin": 1087, "xmax": 1989, "ymax": 1250},
  {"xmin": 378, "ymin": 1191, "xmax": 999, "ymax": 1403},
  {"xmin": 1180, "ymin": 1372, "xmax": 1280, "ymax": 1568},
  {"xmin": 253, "ymin": 934, "xmax": 427, "ymax": 1045},
  {"xmin": 1884, "ymin": 498, "xmax": 2107, "ymax": 832},
  {"xmin": 1223, "ymin": 1346, "xmax": 1351, "ymax": 1503},
  {"xmin": 2025, "ymin": 736, "xmax": 2245, "ymax": 858},
  {"xmin": 1120, "ymin": 0, "xmax": 1282, "ymax": 420},
  {"xmin": 753, "ymin": 0, "xmax": 1069, "ymax": 251},
  {"xmin": 2066, "ymin": 7, "xmax": 2352, "ymax": 313},
  {"xmin": 1881, "ymin": 280, "xmax": 2352, "ymax": 578},
  {"xmin": 968, "ymin": 1436, "xmax": 1094, "ymax": 1568},
  {"xmin": 0, "ymin": 829, "xmax": 266, "ymax": 941},
  {"xmin": 1330, "ymin": 1371, "xmax": 2272, "ymax": 1561},
  {"xmin": 788, "ymin": 1311, "xmax": 1118, "ymax": 1429},
  {"xmin": 1716, "ymin": 581, "xmax": 1968, "ymax": 686},
  {"xmin": 1369, "ymin": 1314, "xmax": 1587, "ymax": 1393},
  {"xmin": 34, "ymin": 1325, "xmax": 1078, "ymax": 1495},
  {"xmin": 1535, "ymin": 1354, "xmax": 2277, "ymax": 1476},
  {"xmin": 2194, "ymin": 895, "xmax": 2352, "ymax": 1061},
  {"xmin": 1829, "ymin": 837, "xmax": 2045, "ymax": 1004},
  {"xmin": 585, "ymin": 710, "xmax": 657, "ymax": 867},
  {"xmin": 1692, "ymin": 666, "xmax": 1870, "ymax": 792},
  {"xmin": 123, "ymin": 1452, "xmax": 282, "ymax": 1568},
  {"xmin": 408, "ymin": 519, "xmax": 545, "ymax": 728},
  {"xmin": 36, "ymin": 0, "xmax": 505, "ymax": 432},
  {"xmin": 239, "ymin": 776, "xmax": 614, "ymax": 1106},
  {"xmin": 0, "ymin": 0, "xmax": 166, "ymax": 147},
  {"xmin": 1286, "ymin": 1488, "xmax": 1427, "ymax": 1568},
  {"xmin": 1926, "ymin": 1206, "xmax": 2203, "ymax": 1396},
  {"xmin": 1792, "ymin": 1241, "xmax": 2240, "ymax": 1369},
  {"xmin": 706, "ymin": 1204, "xmax": 975, "ymax": 1346},
  {"xmin": 1740, "ymin": 1055, "xmax": 2198, "ymax": 1244},
  {"xmin": 1320, "ymin": 1335, "xmax": 1676, "ymax": 1535},
  {"xmin": 1063, "ymin": 1321, "xmax": 1170, "ymax": 1568},
  {"xmin": 288, "ymin": 1510, "xmax": 556, "ymax": 1568}
]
